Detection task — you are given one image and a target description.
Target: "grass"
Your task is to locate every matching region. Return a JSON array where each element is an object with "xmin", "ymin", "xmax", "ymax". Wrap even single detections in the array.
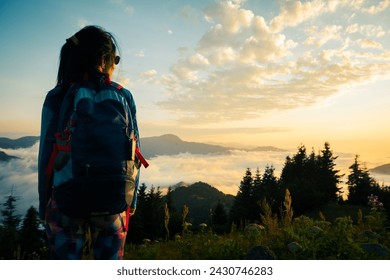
[{"xmin": 123, "ymin": 201, "xmax": 390, "ymax": 260}]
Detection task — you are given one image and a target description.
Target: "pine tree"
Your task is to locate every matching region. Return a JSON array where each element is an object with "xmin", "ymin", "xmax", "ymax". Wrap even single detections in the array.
[
  {"xmin": 317, "ymin": 142, "xmax": 343, "ymax": 202},
  {"xmin": 261, "ymin": 165, "xmax": 283, "ymax": 214},
  {"xmin": 19, "ymin": 206, "xmax": 45, "ymax": 259},
  {"xmin": 146, "ymin": 186, "xmax": 164, "ymax": 239},
  {"xmin": 347, "ymin": 155, "xmax": 379, "ymax": 205},
  {"xmin": 127, "ymin": 183, "xmax": 148, "ymax": 243},
  {"xmin": 212, "ymin": 202, "xmax": 228, "ymax": 234},
  {"xmin": 230, "ymin": 168, "xmax": 257, "ymax": 228},
  {"xmin": 279, "ymin": 144, "xmax": 333, "ymax": 214},
  {"xmin": 0, "ymin": 192, "xmax": 21, "ymax": 259}
]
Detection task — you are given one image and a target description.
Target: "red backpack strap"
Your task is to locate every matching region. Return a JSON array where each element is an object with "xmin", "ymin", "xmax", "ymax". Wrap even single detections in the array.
[{"xmin": 44, "ymin": 131, "xmax": 72, "ymax": 203}]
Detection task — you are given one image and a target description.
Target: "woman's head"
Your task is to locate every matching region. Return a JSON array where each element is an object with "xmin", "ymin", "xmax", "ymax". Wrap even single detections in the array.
[{"xmin": 57, "ymin": 25, "xmax": 120, "ymax": 86}]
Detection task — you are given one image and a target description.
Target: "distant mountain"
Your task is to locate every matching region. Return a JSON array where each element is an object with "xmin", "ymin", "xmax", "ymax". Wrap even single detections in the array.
[
  {"xmin": 169, "ymin": 181, "xmax": 235, "ymax": 226},
  {"xmin": 252, "ymin": 146, "xmax": 286, "ymax": 152},
  {"xmin": 0, "ymin": 134, "xmax": 286, "ymax": 159},
  {"xmin": 0, "ymin": 136, "xmax": 39, "ymax": 149},
  {"xmin": 141, "ymin": 134, "xmax": 230, "ymax": 159},
  {"xmin": 371, "ymin": 163, "xmax": 390, "ymax": 175},
  {"xmin": 0, "ymin": 151, "xmax": 18, "ymax": 162},
  {"xmin": 140, "ymin": 134, "xmax": 286, "ymax": 159}
]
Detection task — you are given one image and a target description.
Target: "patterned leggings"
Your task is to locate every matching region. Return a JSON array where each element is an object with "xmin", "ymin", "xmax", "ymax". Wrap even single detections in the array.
[{"xmin": 45, "ymin": 198, "xmax": 129, "ymax": 260}]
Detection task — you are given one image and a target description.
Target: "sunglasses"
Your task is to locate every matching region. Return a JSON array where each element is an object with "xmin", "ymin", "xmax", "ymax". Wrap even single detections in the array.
[{"xmin": 114, "ymin": 55, "xmax": 120, "ymax": 65}]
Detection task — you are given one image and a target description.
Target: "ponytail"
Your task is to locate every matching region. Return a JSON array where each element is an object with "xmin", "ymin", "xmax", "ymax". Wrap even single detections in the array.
[{"xmin": 56, "ymin": 26, "xmax": 119, "ymax": 87}]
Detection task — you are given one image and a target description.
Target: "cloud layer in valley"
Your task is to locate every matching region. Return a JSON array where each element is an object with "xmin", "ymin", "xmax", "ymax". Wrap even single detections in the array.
[
  {"xmin": 0, "ymin": 143, "xmax": 39, "ymax": 217},
  {"xmin": 2, "ymin": 142, "xmax": 390, "ymax": 217}
]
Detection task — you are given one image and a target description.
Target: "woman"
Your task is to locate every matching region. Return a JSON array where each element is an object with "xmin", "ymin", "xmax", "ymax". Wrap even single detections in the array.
[{"xmin": 38, "ymin": 25, "xmax": 140, "ymax": 260}]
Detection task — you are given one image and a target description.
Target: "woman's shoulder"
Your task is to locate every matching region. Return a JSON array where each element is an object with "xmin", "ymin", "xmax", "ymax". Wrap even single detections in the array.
[{"xmin": 110, "ymin": 81, "xmax": 133, "ymax": 98}]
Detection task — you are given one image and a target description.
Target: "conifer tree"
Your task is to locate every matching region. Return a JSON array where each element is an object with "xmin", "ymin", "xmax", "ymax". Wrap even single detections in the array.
[
  {"xmin": 261, "ymin": 165, "xmax": 283, "ymax": 214},
  {"xmin": 347, "ymin": 155, "xmax": 379, "ymax": 205},
  {"xmin": 19, "ymin": 206, "xmax": 45, "ymax": 259},
  {"xmin": 0, "ymin": 192, "xmax": 21, "ymax": 259},
  {"xmin": 280, "ymin": 144, "xmax": 336, "ymax": 214},
  {"xmin": 317, "ymin": 142, "xmax": 343, "ymax": 202},
  {"xmin": 212, "ymin": 202, "xmax": 228, "ymax": 234},
  {"xmin": 127, "ymin": 183, "xmax": 148, "ymax": 243},
  {"xmin": 146, "ymin": 186, "xmax": 164, "ymax": 239},
  {"xmin": 230, "ymin": 168, "xmax": 257, "ymax": 228}
]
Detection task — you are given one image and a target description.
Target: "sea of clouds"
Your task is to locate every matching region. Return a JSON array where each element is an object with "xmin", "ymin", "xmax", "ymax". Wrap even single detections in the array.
[{"xmin": 1, "ymin": 142, "xmax": 389, "ymax": 218}]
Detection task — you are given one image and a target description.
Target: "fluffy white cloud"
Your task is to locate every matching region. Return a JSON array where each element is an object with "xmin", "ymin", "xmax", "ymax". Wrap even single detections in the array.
[
  {"xmin": 158, "ymin": 0, "xmax": 390, "ymax": 124},
  {"xmin": 140, "ymin": 69, "xmax": 158, "ymax": 78},
  {"xmin": 361, "ymin": 0, "xmax": 390, "ymax": 14},
  {"xmin": 270, "ymin": 0, "xmax": 327, "ymax": 33},
  {"xmin": 357, "ymin": 38, "xmax": 383, "ymax": 49},
  {"xmin": 304, "ymin": 25, "xmax": 342, "ymax": 47},
  {"xmin": 0, "ymin": 143, "xmax": 39, "ymax": 216}
]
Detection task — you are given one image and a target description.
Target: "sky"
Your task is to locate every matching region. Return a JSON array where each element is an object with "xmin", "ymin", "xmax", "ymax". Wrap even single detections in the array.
[{"xmin": 1, "ymin": 0, "xmax": 390, "ymax": 165}]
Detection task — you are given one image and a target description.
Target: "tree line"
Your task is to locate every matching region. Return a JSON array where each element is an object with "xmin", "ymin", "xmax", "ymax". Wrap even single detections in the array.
[
  {"xmin": 230, "ymin": 142, "xmax": 390, "ymax": 228},
  {"xmin": 1, "ymin": 142, "xmax": 389, "ymax": 259}
]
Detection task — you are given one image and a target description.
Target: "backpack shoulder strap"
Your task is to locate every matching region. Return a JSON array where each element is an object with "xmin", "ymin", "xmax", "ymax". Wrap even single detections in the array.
[{"xmin": 57, "ymin": 83, "xmax": 81, "ymax": 131}]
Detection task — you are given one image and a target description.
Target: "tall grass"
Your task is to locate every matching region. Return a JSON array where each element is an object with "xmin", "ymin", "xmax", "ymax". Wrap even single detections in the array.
[{"xmin": 124, "ymin": 191, "xmax": 389, "ymax": 260}]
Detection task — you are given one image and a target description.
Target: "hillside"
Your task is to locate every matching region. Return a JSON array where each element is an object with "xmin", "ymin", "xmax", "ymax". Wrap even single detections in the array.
[
  {"xmin": 371, "ymin": 163, "xmax": 390, "ymax": 175},
  {"xmin": 0, "ymin": 151, "xmax": 18, "ymax": 162},
  {"xmin": 169, "ymin": 181, "xmax": 235, "ymax": 226},
  {"xmin": 140, "ymin": 134, "xmax": 230, "ymax": 159},
  {"xmin": 0, "ymin": 136, "xmax": 39, "ymax": 149},
  {"xmin": 140, "ymin": 134, "xmax": 286, "ymax": 159}
]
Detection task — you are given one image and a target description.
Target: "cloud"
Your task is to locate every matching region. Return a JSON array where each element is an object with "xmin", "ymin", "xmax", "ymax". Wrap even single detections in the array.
[
  {"xmin": 1, "ymin": 144, "xmax": 389, "ymax": 216},
  {"xmin": 346, "ymin": 24, "xmax": 386, "ymax": 37},
  {"xmin": 158, "ymin": 0, "xmax": 390, "ymax": 124},
  {"xmin": 179, "ymin": 5, "xmax": 200, "ymax": 24},
  {"xmin": 77, "ymin": 18, "xmax": 90, "ymax": 28},
  {"xmin": 140, "ymin": 69, "xmax": 158, "ymax": 78},
  {"xmin": 361, "ymin": 0, "xmax": 390, "ymax": 14},
  {"xmin": 110, "ymin": 0, "xmax": 134, "ymax": 16},
  {"xmin": 135, "ymin": 50, "xmax": 145, "ymax": 58},
  {"xmin": 0, "ymin": 143, "xmax": 39, "ymax": 217},
  {"xmin": 304, "ymin": 25, "xmax": 342, "ymax": 47},
  {"xmin": 357, "ymin": 38, "xmax": 383, "ymax": 49},
  {"xmin": 140, "ymin": 150, "xmax": 290, "ymax": 195},
  {"xmin": 269, "ymin": 0, "xmax": 327, "ymax": 33}
]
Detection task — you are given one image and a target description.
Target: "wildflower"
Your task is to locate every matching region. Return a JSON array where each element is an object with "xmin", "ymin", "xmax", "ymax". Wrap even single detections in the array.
[{"xmin": 367, "ymin": 194, "xmax": 384, "ymax": 211}]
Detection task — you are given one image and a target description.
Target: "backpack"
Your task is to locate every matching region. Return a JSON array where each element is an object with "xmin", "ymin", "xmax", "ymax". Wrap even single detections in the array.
[{"xmin": 46, "ymin": 79, "xmax": 148, "ymax": 218}]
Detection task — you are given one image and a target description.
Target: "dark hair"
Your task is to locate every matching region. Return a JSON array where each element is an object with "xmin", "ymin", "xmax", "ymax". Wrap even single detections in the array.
[{"xmin": 56, "ymin": 25, "xmax": 119, "ymax": 86}]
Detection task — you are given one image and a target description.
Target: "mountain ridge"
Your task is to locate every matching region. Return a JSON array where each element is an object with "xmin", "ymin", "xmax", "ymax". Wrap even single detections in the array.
[
  {"xmin": 0, "ymin": 134, "xmax": 286, "ymax": 160},
  {"xmin": 0, "ymin": 136, "xmax": 39, "ymax": 149},
  {"xmin": 140, "ymin": 134, "xmax": 286, "ymax": 159},
  {"xmin": 169, "ymin": 181, "xmax": 235, "ymax": 226},
  {"xmin": 371, "ymin": 163, "xmax": 390, "ymax": 175}
]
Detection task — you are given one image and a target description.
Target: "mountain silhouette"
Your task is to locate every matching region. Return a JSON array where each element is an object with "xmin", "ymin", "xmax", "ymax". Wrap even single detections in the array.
[
  {"xmin": 141, "ymin": 134, "xmax": 230, "ymax": 159},
  {"xmin": 0, "ymin": 151, "xmax": 18, "ymax": 162},
  {"xmin": 371, "ymin": 163, "xmax": 390, "ymax": 175},
  {"xmin": 0, "ymin": 136, "xmax": 39, "ymax": 149},
  {"xmin": 169, "ymin": 181, "xmax": 235, "ymax": 226},
  {"xmin": 0, "ymin": 134, "xmax": 286, "ymax": 159},
  {"xmin": 140, "ymin": 134, "xmax": 286, "ymax": 159}
]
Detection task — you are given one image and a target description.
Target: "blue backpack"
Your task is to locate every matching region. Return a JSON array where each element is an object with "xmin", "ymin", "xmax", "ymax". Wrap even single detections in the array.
[{"xmin": 47, "ymin": 79, "xmax": 148, "ymax": 218}]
